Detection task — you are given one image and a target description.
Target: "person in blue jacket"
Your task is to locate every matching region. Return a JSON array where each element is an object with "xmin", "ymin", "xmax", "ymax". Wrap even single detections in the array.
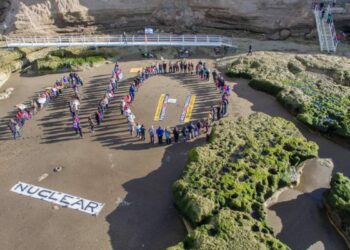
[{"xmin": 156, "ymin": 126, "xmax": 164, "ymax": 144}]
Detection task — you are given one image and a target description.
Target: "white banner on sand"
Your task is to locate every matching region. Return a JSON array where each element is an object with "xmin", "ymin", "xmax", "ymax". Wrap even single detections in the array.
[
  {"xmin": 168, "ymin": 98, "xmax": 177, "ymax": 104},
  {"xmin": 10, "ymin": 182, "xmax": 104, "ymax": 215}
]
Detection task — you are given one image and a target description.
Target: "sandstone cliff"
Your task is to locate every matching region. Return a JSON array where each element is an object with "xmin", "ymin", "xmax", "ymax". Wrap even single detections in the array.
[{"xmin": 0, "ymin": 0, "xmax": 349, "ymax": 40}]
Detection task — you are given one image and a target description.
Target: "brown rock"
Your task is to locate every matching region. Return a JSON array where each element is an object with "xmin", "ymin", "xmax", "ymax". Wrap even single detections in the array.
[{"xmin": 279, "ymin": 29, "xmax": 291, "ymax": 40}]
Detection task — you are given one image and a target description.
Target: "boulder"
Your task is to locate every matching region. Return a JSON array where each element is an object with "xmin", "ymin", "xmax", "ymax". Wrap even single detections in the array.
[{"xmin": 279, "ymin": 29, "xmax": 291, "ymax": 40}]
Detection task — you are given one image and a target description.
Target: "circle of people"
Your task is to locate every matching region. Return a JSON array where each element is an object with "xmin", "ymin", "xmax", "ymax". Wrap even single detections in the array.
[{"xmin": 118, "ymin": 60, "xmax": 231, "ymax": 145}]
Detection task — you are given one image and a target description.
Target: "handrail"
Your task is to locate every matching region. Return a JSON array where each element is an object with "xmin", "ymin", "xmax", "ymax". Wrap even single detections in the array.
[
  {"xmin": 313, "ymin": 4, "xmax": 338, "ymax": 52},
  {"xmin": 2, "ymin": 34, "xmax": 237, "ymax": 48}
]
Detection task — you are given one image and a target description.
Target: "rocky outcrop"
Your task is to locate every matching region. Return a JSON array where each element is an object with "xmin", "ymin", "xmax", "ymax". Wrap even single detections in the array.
[{"xmin": 0, "ymin": 0, "xmax": 349, "ymax": 40}]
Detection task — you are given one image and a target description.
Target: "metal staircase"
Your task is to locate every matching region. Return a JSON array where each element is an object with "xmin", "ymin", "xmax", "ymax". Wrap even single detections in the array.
[{"xmin": 314, "ymin": 4, "xmax": 339, "ymax": 52}]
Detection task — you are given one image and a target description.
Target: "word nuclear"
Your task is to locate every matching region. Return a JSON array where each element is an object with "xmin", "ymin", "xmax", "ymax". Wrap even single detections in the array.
[{"xmin": 10, "ymin": 182, "xmax": 104, "ymax": 215}]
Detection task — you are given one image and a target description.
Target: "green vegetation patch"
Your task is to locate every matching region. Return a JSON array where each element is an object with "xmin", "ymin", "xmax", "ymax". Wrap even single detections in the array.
[
  {"xmin": 35, "ymin": 48, "xmax": 112, "ymax": 72},
  {"xmin": 170, "ymin": 113, "xmax": 318, "ymax": 249},
  {"xmin": 327, "ymin": 173, "xmax": 350, "ymax": 212},
  {"xmin": 226, "ymin": 52, "xmax": 350, "ymax": 138},
  {"xmin": 325, "ymin": 173, "xmax": 350, "ymax": 245}
]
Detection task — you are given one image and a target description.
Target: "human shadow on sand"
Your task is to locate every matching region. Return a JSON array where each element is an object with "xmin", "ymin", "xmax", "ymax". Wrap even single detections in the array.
[{"xmin": 106, "ymin": 138, "xmax": 206, "ymax": 250}]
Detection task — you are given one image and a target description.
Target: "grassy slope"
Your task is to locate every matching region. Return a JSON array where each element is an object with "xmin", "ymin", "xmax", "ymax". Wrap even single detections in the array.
[{"xmin": 170, "ymin": 113, "xmax": 318, "ymax": 249}]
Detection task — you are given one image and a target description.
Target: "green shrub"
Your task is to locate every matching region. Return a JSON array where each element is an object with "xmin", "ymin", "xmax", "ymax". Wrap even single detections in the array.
[
  {"xmin": 327, "ymin": 173, "xmax": 350, "ymax": 212},
  {"xmin": 226, "ymin": 70, "xmax": 253, "ymax": 79},
  {"xmin": 324, "ymin": 172, "xmax": 350, "ymax": 246},
  {"xmin": 297, "ymin": 113, "xmax": 313, "ymax": 126},
  {"xmin": 287, "ymin": 61, "xmax": 303, "ymax": 74},
  {"xmin": 249, "ymin": 79, "xmax": 284, "ymax": 96},
  {"xmin": 172, "ymin": 113, "xmax": 317, "ymax": 249}
]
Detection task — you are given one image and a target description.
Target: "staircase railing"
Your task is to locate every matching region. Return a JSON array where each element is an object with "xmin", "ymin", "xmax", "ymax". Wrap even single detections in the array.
[{"xmin": 313, "ymin": 3, "xmax": 339, "ymax": 52}]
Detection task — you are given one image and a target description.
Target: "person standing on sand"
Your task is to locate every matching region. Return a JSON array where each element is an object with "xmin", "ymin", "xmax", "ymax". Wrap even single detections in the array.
[
  {"xmin": 248, "ymin": 44, "xmax": 253, "ymax": 56},
  {"xmin": 140, "ymin": 124, "xmax": 146, "ymax": 141},
  {"xmin": 217, "ymin": 106, "xmax": 221, "ymax": 120},
  {"xmin": 156, "ymin": 126, "xmax": 164, "ymax": 144},
  {"xmin": 181, "ymin": 126, "xmax": 187, "ymax": 142},
  {"xmin": 211, "ymin": 106, "xmax": 216, "ymax": 121},
  {"xmin": 165, "ymin": 128, "xmax": 171, "ymax": 144},
  {"xmin": 173, "ymin": 127, "xmax": 179, "ymax": 143},
  {"xmin": 163, "ymin": 62, "xmax": 167, "ymax": 74},
  {"xmin": 88, "ymin": 114, "xmax": 96, "ymax": 135},
  {"xmin": 8, "ymin": 119, "xmax": 21, "ymax": 140},
  {"xmin": 95, "ymin": 110, "xmax": 101, "ymax": 126},
  {"xmin": 149, "ymin": 125, "xmax": 155, "ymax": 144},
  {"xmin": 204, "ymin": 119, "xmax": 209, "ymax": 133},
  {"xmin": 136, "ymin": 123, "xmax": 141, "ymax": 138},
  {"xmin": 73, "ymin": 116, "xmax": 83, "ymax": 138},
  {"xmin": 128, "ymin": 121, "xmax": 135, "ymax": 136},
  {"xmin": 31, "ymin": 100, "xmax": 38, "ymax": 115}
]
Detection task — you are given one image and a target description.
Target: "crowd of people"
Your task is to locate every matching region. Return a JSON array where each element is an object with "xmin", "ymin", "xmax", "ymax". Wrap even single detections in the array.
[
  {"xmin": 67, "ymin": 72, "xmax": 86, "ymax": 138},
  {"xmin": 82, "ymin": 63, "xmax": 123, "ymax": 138},
  {"xmin": 8, "ymin": 58, "xmax": 232, "ymax": 143},
  {"xmin": 7, "ymin": 76, "xmax": 70, "ymax": 140},
  {"xmin": 213, "ymin": 69, "xmax": 231, "ymax": 119},
  {"xmin": 149, "ymin": 120, "xmax": 211, "ymax": 145},
  {"xmin": 119, "ymin": 59, "xmax": 231, "ymax": 146}
]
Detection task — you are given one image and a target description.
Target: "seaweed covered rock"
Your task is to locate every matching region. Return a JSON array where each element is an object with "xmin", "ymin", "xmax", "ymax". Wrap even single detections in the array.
[
  {"xmin": 169, "ymin": 209, "xmax": 288, "ymax": 250},
  {"xmin": 226, "ymin": 52, "xmax": 350, "ymax": 139},
  {"xmin": 171, "ymin": 113, "xmax": 318, "ymax": 249},
  {"xmin": 295, "ymin": 54, "xmax": 350, "ymax": 86},
  {"xmin": 324, "ymin": 173, "xmax": 350, "ymax": 247},
  {"xmin": 34, "ymin": 48, "xmax": 110, "ymax": 73},
  {"xmin": 277, "ymin": 87, "xmax": 311, "ymax": 114}
]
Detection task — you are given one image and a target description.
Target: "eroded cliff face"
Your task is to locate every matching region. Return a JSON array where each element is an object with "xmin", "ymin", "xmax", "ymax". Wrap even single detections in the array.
[{"xmin": 0, "ymin": 0, "xmax": 349, "ymax": 39}]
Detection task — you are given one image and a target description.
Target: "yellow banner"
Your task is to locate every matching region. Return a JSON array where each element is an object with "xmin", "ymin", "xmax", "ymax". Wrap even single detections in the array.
[
  {"xmin": 130, "ymin": 67, "xmax": 143, "ymax": 73},
  {"xmin": 184, "ymin": 95, "xmax": 196, "ymax": 123},
  {"xmin": 154, "ymin": 94, "xmax": 165, "ymax": 121}
]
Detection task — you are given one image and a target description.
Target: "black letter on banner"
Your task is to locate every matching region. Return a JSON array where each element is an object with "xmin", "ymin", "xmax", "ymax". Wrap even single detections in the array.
[
  {"xmin": 38, "ymin": 190, "xmax": 52, "ymax": 199},
  {"xmin": 71, "ymin": 199, "xmax": 85, "ymax": 210},
  {"xmin": 85, "ymin": 202, "xmax": 99, "ymax": 213},
  {"xmin": 14, "ymin": 183, "xmax": 29, "ymax": 192},
  {"xmin": 60, "ymin": 195, "xmax": 74, "ymax": 206},
  {"xmin": 27, "ymin": 186, "xmax": 40, "ymax": 195},
  {"xmin": 48, "ymin": 192, "xmax": 59, "ymax": 201}
]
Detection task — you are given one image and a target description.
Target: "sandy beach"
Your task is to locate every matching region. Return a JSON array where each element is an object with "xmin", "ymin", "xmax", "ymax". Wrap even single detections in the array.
[{"xmin": 0, "ymin": 56, "xmax": 349, "ymax": 249}]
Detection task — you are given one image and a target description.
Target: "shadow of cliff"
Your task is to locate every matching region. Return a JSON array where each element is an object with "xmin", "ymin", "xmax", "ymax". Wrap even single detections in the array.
[
  {"xmin": 269, "ymin": 189, "xmax": 347, "ymax": 250},
  {"xmin": 106, "ymin": 138, "xmax": 206, "ymax": 250}
]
